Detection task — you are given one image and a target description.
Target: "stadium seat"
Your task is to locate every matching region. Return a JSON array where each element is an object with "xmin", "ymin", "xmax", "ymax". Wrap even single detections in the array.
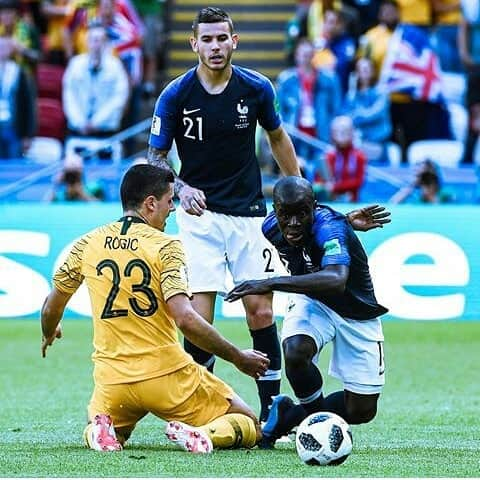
[
  {"xmin": 36, "ymin": 63, "xmax": 65, "ymax": 100},
  {"xmin": 407, "ymin": 140, "xmax": 464, "ymax": 167},
  {"xmin": 37, "ymin": 98, "xmax": 66, "ymax": 142},
  {"xmin": 25, "ymin": 137, "xmax": 63, "ymax": 164},
  {"xmin": 447, "ymin": 102, "xmax": 468, "ymax": 142}
]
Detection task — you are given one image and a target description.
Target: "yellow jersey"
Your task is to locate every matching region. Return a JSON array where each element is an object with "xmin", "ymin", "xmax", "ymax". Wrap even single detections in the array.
[
  {"xmin": 53, "ymin": 216, "xmax": 194, "ymax": 385},
  {"xmin": 397, "ymin": 0, "xmax": 432, "ymax": 26},
  {"xmin": 434, "ymin": 0, "xmax": 461, "ymax": 25}
]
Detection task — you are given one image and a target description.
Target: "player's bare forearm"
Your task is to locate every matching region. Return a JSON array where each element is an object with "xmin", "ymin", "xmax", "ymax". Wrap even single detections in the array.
[
  {"xmin": 41, "ymin": 296, "xmax": 61, "ymax": 339},
  {"xmin": 147, "ymin": 145, "xmax": 188, "ymax": 197},
  {"xmin": 225, "ymin": 265, "xmax": 348, "ymax": 302},
  {"xmin": 40, "ymin": 288, "xmax": 70, "ymax": 356},
  {"xmin": 168, "ymin": 295, "xmax": 269, "ymax": 378},
  {"xmin": 267, "ymin": 126, "xmax": 301, "ymax": 176}
]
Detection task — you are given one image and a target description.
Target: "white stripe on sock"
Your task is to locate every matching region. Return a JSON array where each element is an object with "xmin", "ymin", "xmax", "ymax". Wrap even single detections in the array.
[
  {"xmin": 298, "ymin": 388, "xmax": 323, "ymax": 404},
  {"xmin": 257, "ymin": 369, "xmax": 282, "ymax": 381}
]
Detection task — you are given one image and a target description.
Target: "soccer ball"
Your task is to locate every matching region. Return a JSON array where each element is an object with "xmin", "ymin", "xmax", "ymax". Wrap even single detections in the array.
[{"xmin": 295, "ymin": 412, "xmax": 353, "ymax": 466}]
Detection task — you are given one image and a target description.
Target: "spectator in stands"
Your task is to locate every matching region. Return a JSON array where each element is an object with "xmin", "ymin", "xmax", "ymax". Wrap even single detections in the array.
[
  {"xmin": 390, "ymin": 158, "xmax": 453, "ymax": 203},
  {"xmin": 63, "ymin": 0, "xmax": 143, "ymax": 59},
  {"xmin": 458, "ymin": 1, "xmax": 480, "ymax": 164},
  {"xmin": 312, "ymin": 8, "xmax": 356, "ymax": 96},
  {"xmin": 277, "ymin": 37, "xmax": 341, "ymax": 181},
  {"xmin": 357, "ymin": 0, "xmax": 399, "ymax": 77},
  {"xmin": 0, "ymin": 35, "xmax": 35, "ymax": 159},
  {"xmin": 318, "ymin": 115, "xmax": 366, "ymax": 201},
  {"xmin": 0, "ymin": 0, "xmax": 41, "ymax": 75},
  {"xmin": 47, "ymin": 149, "xmax": 104, "ymax": 201},
  {"xmin": 285, "ymin": 2, "xmax": 310, "ymax": 66},
  {"xmin": 96, "ymin": 0, "xmax": 144, "ymax": 155},
  {"xmin": 431, "ymin": 0, "xmax": 463, "ymax": 73},
  {"xmin": 395, "ymin": 0, "xmax": 432, "ymax": 29},
  {"xmin": 62, "ymin": 21, "xmax": 129, "ymax": 141},
  {"xmin": 40, "ymin": 0, "xmax": 72, "ymax": 65},
  {"xmin": 343, "ymin": 57, "xmax": 391, "ymax": 162},
  {"xmin": 131, "ymin": 0, "xmax": 164, "ymax": 97},
  {"xmin": 342, "ymin": 0, "xmax": 381, "ymax": 35}
]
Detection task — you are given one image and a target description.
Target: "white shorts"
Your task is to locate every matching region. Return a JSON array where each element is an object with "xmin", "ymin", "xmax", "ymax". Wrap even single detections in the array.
[
  {"xmin": 281, "ymin": 294, "xmax": 385, "ymax": 395},
  {"xmin": 176, "ymin": 208, "xmax": 284, "ymax": 295}
]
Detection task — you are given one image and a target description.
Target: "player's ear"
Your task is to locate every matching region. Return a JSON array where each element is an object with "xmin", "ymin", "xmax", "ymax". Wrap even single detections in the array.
[
  {"xmin": 144, "ymin": 195, "xmax": 156, "ymax": 212},
  {"xmin": 232, "ymin": 33, "xmax": 239, "ymax": 49},
  {"xmin": 190, "ymin": 37, "xmax": 198, "ymax": 53}
]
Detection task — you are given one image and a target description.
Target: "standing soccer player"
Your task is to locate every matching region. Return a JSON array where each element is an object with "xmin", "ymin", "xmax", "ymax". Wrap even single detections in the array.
[
  {"xmin": 148, "ymin": 6, "xmax": 390, "ymax": 423},
  {"xmin": 148, "ymin": 7, "xmax": 300, "ymax": 422},
  {"xmin": 41, "ymin": 164, "xmax": 270, "ymax": 453},
  {"xmin": 226, "ymin": 176, "xmax": 388, "ymax": 447}
]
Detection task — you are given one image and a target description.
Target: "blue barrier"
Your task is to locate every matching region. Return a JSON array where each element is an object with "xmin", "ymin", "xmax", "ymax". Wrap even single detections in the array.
[{"xmin": 1, "ymin": 203, "xmax": 478, "ymax": 320}]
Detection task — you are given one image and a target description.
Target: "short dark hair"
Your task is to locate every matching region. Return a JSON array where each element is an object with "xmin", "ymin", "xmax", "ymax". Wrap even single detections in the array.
[
  {"xmin": 273, "ymin": 176, "xmax": 314, "ymax": 205},
  {"xmin": 120, "ymin": 164, "xmax": 174, "ymax": 210},
  {"xmin": 192, "ymin": 7, "xmax": 234, "ymax": 36}
]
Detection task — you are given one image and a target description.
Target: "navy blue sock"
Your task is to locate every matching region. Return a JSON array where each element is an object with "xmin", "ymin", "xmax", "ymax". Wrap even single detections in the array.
[
  {"xmin": 250, "ymin": 324, "xmax": 282, "ymax": 422},
  {"xmin": 183, "ymin": 337, "xmax": 215, "ymax": 373},
  {"xmin": 286, "ymin": 361, "xmax": 324, "ymax": 414},
  {"xmin": 322, "ymin": 390, "xmax": 348, "ymax": 420}
]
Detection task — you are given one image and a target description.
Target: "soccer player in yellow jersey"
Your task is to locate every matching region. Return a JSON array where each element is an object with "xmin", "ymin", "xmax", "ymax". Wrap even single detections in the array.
[{"xmin": 40, "ymin": 164, "xmax": 270, "ymax": 453}]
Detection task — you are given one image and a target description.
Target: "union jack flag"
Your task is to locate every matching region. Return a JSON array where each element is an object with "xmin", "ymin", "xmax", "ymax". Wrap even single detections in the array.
[{"xmin": 380, "ymin": 25, "xmax": 444, "ymax": 103}]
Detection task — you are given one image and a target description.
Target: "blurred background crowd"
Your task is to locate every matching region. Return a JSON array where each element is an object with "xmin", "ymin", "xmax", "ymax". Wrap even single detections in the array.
[{"xmin": 0, "ymin": 0, "xmax": 479, "ymax": 205}]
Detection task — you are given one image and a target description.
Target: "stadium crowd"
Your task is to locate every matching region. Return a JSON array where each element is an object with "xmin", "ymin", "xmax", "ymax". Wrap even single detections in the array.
[{"xmin": 0, "ymin": 0, "xmax": 478, "ymax": 204}]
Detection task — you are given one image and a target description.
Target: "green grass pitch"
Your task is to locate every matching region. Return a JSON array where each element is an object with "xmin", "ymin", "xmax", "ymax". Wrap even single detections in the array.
[{"xmin": 1, "ymin": 319, "xmax": 480, "ymax": 477}]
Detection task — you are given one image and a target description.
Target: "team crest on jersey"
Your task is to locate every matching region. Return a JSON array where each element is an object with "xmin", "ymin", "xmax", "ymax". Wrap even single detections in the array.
[
  {"xmin": 301, "ymin": 249, "xmax": 319, "ymax": 272},
  {"xmin": 235, "ymin": 100, "xmax": 250, "ymax": 129},
  {"xmin": 151, "ymin": 115, "xmax": 161, "ymax": 135}
]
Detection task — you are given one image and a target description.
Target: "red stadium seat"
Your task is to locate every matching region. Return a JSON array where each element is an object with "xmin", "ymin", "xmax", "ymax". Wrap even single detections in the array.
[
  {"xmin": 36, "ymin": 63, "xmax": 65, "ymax": 100},
  {"xmin": 37, "ymin": 98, "xmax": 66, "ymax": 142}
]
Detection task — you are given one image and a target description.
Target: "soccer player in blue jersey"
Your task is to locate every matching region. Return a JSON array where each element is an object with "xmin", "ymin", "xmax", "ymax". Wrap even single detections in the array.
[
  {"xmin": 147, "ymin": 6, "xmax": 390, "ymax": 423},
  {"xmin": 147, "ymin": 6, "xmax": 300, "ymax": 422},
  {"xmin": 225, "ymin": 176, "xmax": 388, "ymax": 448}
]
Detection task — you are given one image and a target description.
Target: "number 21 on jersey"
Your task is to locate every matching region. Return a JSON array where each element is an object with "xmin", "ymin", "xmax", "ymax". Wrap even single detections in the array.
[{"xmin": 183, "ymin": 116, "xmax": 203, "ymax": 141}]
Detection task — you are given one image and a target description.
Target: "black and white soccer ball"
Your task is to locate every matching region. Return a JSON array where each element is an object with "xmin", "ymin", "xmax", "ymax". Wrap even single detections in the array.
[{"xmin": 295, "ymin": 412, "xmax": 353, "ymax": 466}]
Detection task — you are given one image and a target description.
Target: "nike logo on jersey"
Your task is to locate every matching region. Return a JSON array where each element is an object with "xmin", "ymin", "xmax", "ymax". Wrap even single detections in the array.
[{"xmin": 183, "ymin": 108, "xmax": 201, "ymax": 115}]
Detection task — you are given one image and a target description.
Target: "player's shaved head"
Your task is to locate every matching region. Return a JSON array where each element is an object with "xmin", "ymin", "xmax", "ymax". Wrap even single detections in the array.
[
  {"xmin": 121, "ymin": 164, "xmax": 174, "ymax": 210},
  {"xmin": 273, "ymin": 176, "xmax": 314, "ymax": 206},
  {"xmin": 193, "ymin": 7, "xmax": 234, "ymax": 35}
]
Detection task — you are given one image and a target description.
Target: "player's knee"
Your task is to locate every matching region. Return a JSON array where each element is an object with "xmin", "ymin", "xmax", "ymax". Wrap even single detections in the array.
[
  {"xmin": 246, "ymin": 306, "xmax": 273, "ymax": 329},
  {"xmin": 346, "ymin": 401, "xmax": 378, "ymax": 424},
  {"xmin": 283, "ymin": 337, "xmax": 315, "ymax": 370}
]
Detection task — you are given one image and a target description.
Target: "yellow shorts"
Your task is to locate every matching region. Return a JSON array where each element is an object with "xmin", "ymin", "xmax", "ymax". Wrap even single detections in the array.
[{"xmin": 88, "ymin": 362, "xmax": 234, "ymax": 431}]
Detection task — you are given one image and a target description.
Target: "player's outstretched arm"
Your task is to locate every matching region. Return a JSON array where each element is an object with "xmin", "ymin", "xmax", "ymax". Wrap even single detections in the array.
[
  {"xmin": 40, "ymin": 288, "xmax": 72, "ymax": 357},
  {"xmin": 225, "ymin": 265, "xmax": 349, "ymax": 302},
  {"xmin": 167, "ymin": 294, "xmax": 270, "ymax": 378},
  {"xmin": 147, "ymin": 146, "xmax": 207, "ymax": 216},
  {"xmin": 346, "ymin": 204, "xmax": 391, "ymax": 232}
]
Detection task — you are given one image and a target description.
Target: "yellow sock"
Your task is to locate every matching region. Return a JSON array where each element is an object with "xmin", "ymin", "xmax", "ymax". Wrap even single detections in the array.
[{"xmin": 199, "ymin": 413, "xmax": 257, "ymax": 449}]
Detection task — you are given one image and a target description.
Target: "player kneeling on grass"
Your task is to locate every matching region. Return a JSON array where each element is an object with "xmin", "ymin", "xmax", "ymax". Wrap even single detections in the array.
[
  {"xmin": 41, "ymin": 164, "xmax": 269, "ymax": 453},
  {"xmin": 226, "ymin": 176, "xmax": 389, "ymax": 448}
]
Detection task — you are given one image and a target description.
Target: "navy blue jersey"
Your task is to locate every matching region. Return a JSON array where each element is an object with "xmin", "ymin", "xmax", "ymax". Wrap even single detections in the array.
[
  {"xmin": 262, "ymin": 206, "xmax": 388, "ymax": 320},
  {"xmin": 149, "ymin": 65, "xmax": 282, "ymax": 217}
]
